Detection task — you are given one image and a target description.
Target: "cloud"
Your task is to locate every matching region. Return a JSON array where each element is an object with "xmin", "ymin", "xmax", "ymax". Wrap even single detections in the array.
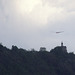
[{"xmin": 0, "ymin": 0, "xmax": 75, "ymax": 52}]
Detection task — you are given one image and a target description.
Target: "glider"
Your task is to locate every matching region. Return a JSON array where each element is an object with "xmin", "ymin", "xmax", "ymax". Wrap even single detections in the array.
[{"xmin": 56, "ymin": 31, "xmax": 64, "ymax": 34}]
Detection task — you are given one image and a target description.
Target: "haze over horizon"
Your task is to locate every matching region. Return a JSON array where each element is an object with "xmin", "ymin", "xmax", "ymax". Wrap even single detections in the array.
[{"xmin": 0, "ymin": 0, "xmax": 75, "ymax": 52}]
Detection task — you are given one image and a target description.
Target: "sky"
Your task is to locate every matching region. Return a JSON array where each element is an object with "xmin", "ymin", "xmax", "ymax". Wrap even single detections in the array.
[{"xmin": 0, "ymin": 0, "xmax": 75, "ymax": 52}]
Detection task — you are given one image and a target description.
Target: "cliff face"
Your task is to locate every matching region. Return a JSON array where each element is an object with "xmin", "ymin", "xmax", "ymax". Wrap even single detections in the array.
[{"xmin": 0, "ymin": 44, "xmax": 75, "ymax": 75}]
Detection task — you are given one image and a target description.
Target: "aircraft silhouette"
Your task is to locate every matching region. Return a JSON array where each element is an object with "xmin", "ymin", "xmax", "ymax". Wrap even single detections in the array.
[{"xmin": 56, "ymin": 31, "xmax": 64, "ymax": 34}]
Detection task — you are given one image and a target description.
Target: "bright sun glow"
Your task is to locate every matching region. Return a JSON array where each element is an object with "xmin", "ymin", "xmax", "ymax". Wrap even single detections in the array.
[
  {"xmin": 15, "ymin": 0, "xmax": 64, "ymax": 26},
  {"xmin": 16, "ymin": 0, "xmax": 41, "ymax": 13}
]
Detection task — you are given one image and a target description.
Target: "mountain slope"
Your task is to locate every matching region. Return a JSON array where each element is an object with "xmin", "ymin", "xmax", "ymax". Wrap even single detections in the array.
[{"xmin": 0, "ymin": 44, "xmax": 75, "ymax": 75}]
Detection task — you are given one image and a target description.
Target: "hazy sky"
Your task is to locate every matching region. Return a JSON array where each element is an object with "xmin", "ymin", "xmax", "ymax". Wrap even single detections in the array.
[{"xmin": 0, "ymin": 0, "xmax": 75, "ymax": 52}]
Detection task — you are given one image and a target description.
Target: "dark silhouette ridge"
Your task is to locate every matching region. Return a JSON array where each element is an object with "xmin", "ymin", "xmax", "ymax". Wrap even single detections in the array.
[{"xmin": 0, "ymin": 43, "xmax": 75, "ymax": 75}]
